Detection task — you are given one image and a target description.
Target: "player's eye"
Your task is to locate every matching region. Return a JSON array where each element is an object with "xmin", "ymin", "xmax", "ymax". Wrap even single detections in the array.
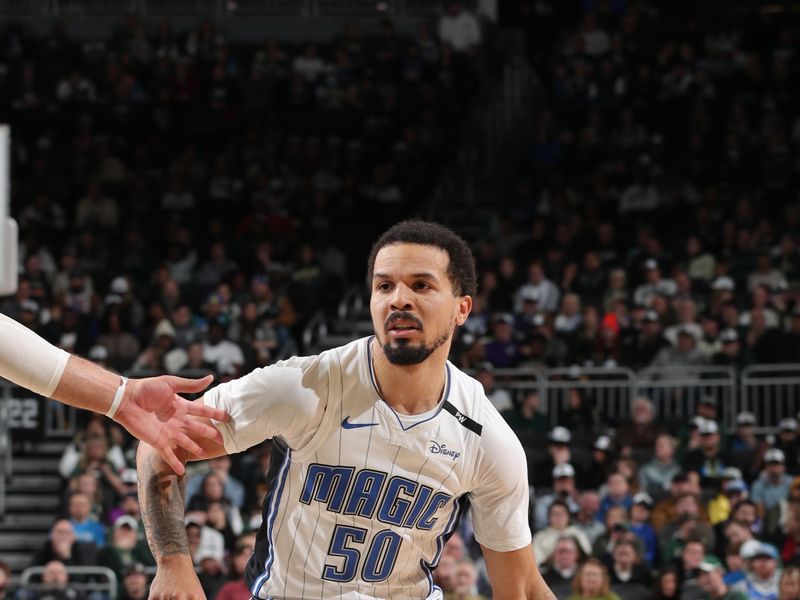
[
  {"xmin": 413, "ymin": 281, "xmax": 430, "ymax": 291},
  {"xmin": 377, "ymin": 282, "xmax": 393, "ymax": 292}
]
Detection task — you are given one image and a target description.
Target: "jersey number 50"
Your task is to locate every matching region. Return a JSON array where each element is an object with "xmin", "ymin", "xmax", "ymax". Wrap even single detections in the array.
[{"xmin": 322, "ymin": 525, "xmax": 402, "ymax": 583}]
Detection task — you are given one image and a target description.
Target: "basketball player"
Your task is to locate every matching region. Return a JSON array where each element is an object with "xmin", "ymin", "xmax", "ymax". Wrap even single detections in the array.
[
  {"xmin": 138, "ymin": 221, "xmax": 556, "ymax": 599},
  {"xmin": 0, "ymin": 312, "xmax": 227, "ymax": 474}
]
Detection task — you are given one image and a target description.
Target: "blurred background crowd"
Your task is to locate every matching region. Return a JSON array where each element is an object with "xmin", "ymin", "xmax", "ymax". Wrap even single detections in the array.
[{"xmin": 2, "ymin": 0, "xmax": 800, "ymax": 599}]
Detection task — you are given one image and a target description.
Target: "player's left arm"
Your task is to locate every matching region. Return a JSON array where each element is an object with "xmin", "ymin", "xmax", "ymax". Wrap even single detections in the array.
[
  {"xmin": 469, "ymin": 405, "xmax": 555, "ymax": 598},
  {"xmin": 482, "ymin": 544, "xmax": 556, "ymax": 600}
]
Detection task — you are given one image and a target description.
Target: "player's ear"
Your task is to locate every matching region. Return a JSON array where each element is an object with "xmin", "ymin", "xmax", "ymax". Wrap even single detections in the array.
[{"xmin": 455, "ymin": 295, "xmax": 472, "ymax": 326}]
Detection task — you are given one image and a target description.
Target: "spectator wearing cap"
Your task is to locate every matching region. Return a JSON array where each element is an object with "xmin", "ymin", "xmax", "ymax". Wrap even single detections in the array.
[
  {"xmin": 684, "ymin": 418, "xmax": 734, "ymax": 488},
  {"xmin": 533, "ymin": 426, "xmax": 576, "ymax": 489},
  {"xmin": 473, "ymin": 361, "xmax": 512, "ymax": 412},
  {"xmin": 776, "ymin": 418, "xmax": 800, "ymax": 475},
  {"xmin": 633, "ymin": 259, "xmax": 677, "ymax": 308},
  {"xmin": 709, "ymin": 477, "xmax": 749, "ymax": 527},
  {"xmin": 630, "ymin": 492, "xmax": 658, "ymax": 566},
  {"xmin": 513, "ymin": 288, "xmax": 541, "ymax": 338},
  {"xmin": 119, "ymin": 563, "xmax": 149, "ymax": 600},
  {"xmin": 639, "ymin": 434, "xmax": 682, "ymax": 497},
  {"xmin": 542, "ymin": 535, "xmax": 582, "ymax": 597},
  {"xmin": 534, "ymin": 462, "xmax": 581, "ymax": 529},
  {"xmin": 482, "ymin": 312, "xmax": 523, "ymax": 368},
  {"xmin": 712, "ymin": 327, "xmax": 750, "ymax": 371},
  {"xmin": 583, "ymin": 435, "xmax": 615, "ymax": 490},
  {"xmin": 615, "ymin": 396, "xmax": 664, "ymax": 454},
  {"xmin": 752, "ymin": 448, "xmax": 793, "ymax": 533},
  {"xmin": 97, "ymin": 516, "xmax": 154, "ymax": 592},
  {"xmin": 728, "ymin": 412, "xmax": 761, "ymax": 455},
  {"xmin": 731, "ymin": 542, "xmax": 781, "ymax": 600},
  {"xmin": 672, "ymin": 538, "xmax": 710, "ymax": 599},
  {"xmin": 501, "ymin": 390, "xmax": 549, "ymax": 435},
  {"xmin": 515, "ymin": 262, "xmax": 560, "ymax": 315},
  {"xmin": 532, "ymin": 499, "xmax": 592, "ymax": 567},
  {"xmin": 620, "ymin": 309, "xmax": 670, "ymax": 369},
  {"xmin": 697, "ymin": 555, "xmax": 749, "ymax": 600}
]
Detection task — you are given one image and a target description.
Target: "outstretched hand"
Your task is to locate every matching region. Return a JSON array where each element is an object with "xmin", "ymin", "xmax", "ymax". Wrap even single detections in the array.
[{"xmin": 113, "ymin": 374, "xmax": 227, "ymax": 475}]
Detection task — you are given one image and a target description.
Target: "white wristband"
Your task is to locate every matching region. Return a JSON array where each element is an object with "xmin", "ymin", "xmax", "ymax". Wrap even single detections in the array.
[{"xmin": 107, "ymin": 376, "xmax": 129, "ymax": 420}]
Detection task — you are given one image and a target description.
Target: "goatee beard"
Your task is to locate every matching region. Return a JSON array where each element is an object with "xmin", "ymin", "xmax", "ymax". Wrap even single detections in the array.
[{"xmin": 382, "ymin": 330, "xmax": 451, "ymax": 366}]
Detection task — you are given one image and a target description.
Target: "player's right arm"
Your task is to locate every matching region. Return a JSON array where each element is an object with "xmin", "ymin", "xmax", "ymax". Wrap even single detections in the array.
[
  {"xmin": 138, "ymin": 356, "xmax": 328, "ymax": 599},
  {"xmin": 137, "ymin": 413, "xmax": 224, "ymax": 600}
]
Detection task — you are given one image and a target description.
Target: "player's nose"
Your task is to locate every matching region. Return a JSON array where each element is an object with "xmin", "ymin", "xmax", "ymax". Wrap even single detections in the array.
[{"xmin": 389, "ymin": 283, "xmax": 414, "ymax": 311}]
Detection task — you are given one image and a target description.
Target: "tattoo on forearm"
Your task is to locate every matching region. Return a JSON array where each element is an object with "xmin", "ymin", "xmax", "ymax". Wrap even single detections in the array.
[{"xmin": 138, "ymin": 451, "xmax": 188, "ymax": 558}]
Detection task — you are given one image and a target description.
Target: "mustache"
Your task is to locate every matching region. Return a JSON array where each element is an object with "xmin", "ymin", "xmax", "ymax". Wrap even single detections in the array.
[{"xmin": 384, "ymin": 311, "xmax": 424, "ymax": 331}]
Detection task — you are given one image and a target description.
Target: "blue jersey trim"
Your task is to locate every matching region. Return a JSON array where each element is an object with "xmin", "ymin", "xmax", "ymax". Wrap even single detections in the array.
[
  {"xmin": 251, "ymin": 447, "xmax": 292, "ymax": 597},
  {"xmin": 420, "ymin": 494, "xmax": 467, "ymax": 596}
]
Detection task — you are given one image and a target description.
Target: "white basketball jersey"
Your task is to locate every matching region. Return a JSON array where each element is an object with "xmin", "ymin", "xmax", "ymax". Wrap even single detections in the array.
[{"xmin": 205, "ymin": 337, "xmax": 531, "ymax": 600}]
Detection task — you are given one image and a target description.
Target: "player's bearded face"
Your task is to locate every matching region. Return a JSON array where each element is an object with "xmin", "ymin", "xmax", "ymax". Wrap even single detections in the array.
[{"xmin": 379, "ymin": 310, "xmax": 452, "ymax": 366}]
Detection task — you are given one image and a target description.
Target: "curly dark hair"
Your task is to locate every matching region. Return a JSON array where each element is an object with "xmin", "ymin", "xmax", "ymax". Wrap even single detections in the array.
[{"xmin": 366, "ymin": 220, "xmax": 477, "ymax": 297}]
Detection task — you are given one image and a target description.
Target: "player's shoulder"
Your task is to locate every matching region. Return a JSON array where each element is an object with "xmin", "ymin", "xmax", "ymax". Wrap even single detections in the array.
[
  {"xmin": 445, "ymin": 362, "xmax": 522, "ymax": 450},
  {"xmin": 270, "ymin": 336, "xmax": 366, "ymax": 372}
]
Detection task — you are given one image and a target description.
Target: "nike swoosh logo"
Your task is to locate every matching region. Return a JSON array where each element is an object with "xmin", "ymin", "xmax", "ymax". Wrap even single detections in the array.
[{"xmin": 342, "ymin": 417, "xmax": 379, "ymax": 429}]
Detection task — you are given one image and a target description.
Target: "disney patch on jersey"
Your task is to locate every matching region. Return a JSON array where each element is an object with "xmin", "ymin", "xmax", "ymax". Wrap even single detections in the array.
[{"xmin": 426, "ymin": 439, "xmax": 462, "ymax": 462}]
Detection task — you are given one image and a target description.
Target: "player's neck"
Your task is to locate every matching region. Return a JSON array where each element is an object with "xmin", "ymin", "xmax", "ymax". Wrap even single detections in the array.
[{"xmin": 371, "ymin": 338, "xmax": 448, "ymax": 415}]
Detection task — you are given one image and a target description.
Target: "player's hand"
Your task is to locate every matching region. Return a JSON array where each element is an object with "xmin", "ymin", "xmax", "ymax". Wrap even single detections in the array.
[
  {"xmin": 149, "ymin": 557, "xmax": 206, "ymax": 600},
  {"xmin": 114, "ymin": 374, "xmax": 228, "ymax": 475}
]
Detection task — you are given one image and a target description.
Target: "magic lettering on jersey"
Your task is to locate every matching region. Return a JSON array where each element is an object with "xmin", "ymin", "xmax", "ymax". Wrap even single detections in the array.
[{"xmin": 299, "ymin": 463, "xmax": 453, "ymax": 530}]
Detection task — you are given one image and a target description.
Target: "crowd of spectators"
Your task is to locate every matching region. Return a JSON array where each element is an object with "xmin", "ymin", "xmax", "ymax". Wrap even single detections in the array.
[{"xmin": 4, "ymin": 0, "xmax": 800, "ymax": 599}]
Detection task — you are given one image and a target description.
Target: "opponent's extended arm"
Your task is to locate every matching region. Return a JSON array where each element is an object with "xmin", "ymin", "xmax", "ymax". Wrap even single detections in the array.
[
  {"xmin": 482, "ymin": 544, "xmax": 557, "ymax": 600},
  {"xmin": 0, "ymin": 312, "xmax": 227, "ymax": 475}
]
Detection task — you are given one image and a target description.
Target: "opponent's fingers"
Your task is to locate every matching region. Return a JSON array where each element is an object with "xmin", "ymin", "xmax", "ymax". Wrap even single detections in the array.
[
  {"xmin": 181, "ymin": 397, "xmax": 228, "ymax": 422},
  {"xmin": 157, "ymin": 444, "xmax": 186, "ymax": 476},
  {"xmin": 181, "ymin": 418, "xmax": 224, "ymax": 446},
  {"xmin": 162, "ymin": 374, "xmax": 214, "ymax": 394},
  {"xmin": 173, "ymin": 430, "xmax": 203, "ymax": 461}
]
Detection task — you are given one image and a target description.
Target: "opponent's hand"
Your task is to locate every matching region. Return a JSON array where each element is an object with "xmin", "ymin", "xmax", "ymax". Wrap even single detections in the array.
[
  {"xmin": 114, "ymin": 374, "xmax": 227, "ymax": 475},
  {"xmin": 149, "ymin": 557, "xmax": 206, "ymax": 600}
]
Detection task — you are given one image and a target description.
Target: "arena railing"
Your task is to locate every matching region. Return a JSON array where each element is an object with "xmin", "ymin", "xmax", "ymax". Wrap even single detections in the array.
[
  {"xmin": 543, "ymin": 366, "xmax": 637, "ymax": 426},
  {"xmin": 740, "ymin": 364, "xmax": 800, "ymax": 430},
  {"xmin": 636, "ymin": 365, "xmax": 737, "ymax": 430},
  {"xmin": 20, "ymin": 565, "xmax": 118, "ymax": 599}
]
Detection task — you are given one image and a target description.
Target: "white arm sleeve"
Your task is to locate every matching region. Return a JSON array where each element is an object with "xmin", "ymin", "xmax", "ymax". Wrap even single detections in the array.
[
  {"xmin": 0, "ymin": 312, "xmax": 69, "ymax": 397},
  {"xmin": 469, "ymin": 407, "xmax": 532, "ymax": 552},
  {"xmin": 203, "ymin": 353, "xmax": 329, "ymax": 454}
]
